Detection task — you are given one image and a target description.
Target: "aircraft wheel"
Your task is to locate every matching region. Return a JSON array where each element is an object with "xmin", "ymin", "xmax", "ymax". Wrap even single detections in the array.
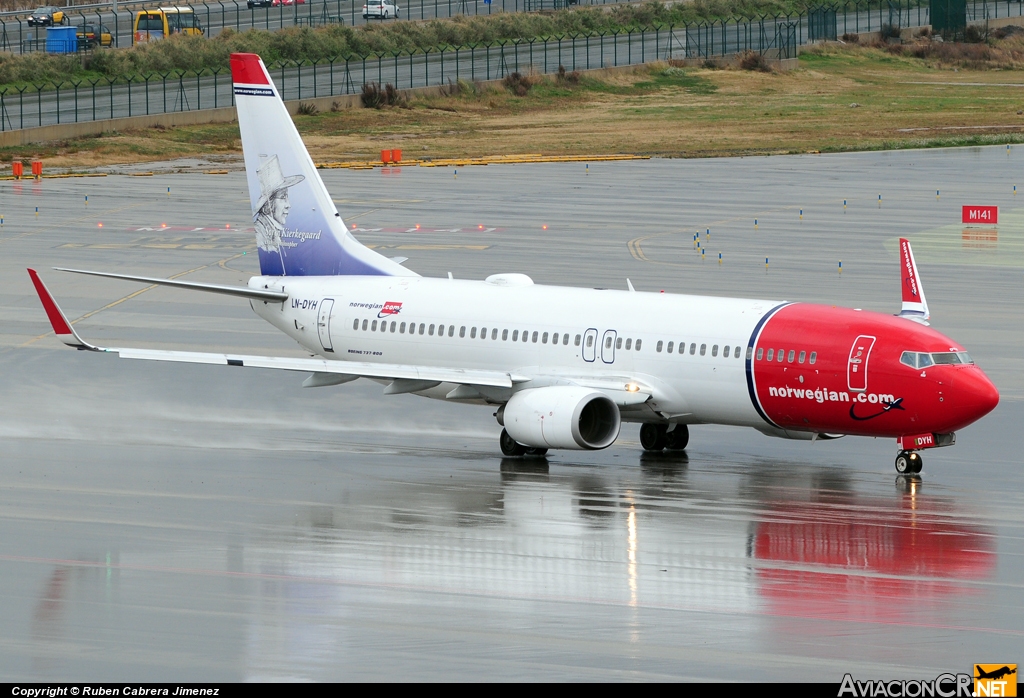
[
  {"xmin": 524, "ymin": 447, "xmax": 548, "ymax": 457},
  {"xmin": 500, "ymin": 428, "xmax": 526, "ymax": 457},
  {"xmin": 895, "ymin": 451, "xmax": 912, "ymax": 474},
  {"xmin": 666, "ymin": 424, "xmax": 689, "ymax": 451},
  {"xmin": 908, "ymin": 451, "xmax": 923, "ymax": 474},
  {"xmin": 640, "ymin": 423, "xmax": 668, "ymax": 451}
]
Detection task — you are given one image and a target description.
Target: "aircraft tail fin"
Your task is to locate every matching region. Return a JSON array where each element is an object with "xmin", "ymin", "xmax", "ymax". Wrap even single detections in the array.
[
  {"xmin": 230, "ymin": 53, "xmax": 415, "ymax": 278},
  {"xmin": 897, "ymin": 237, "xmax": 929, "ymax": 325}
]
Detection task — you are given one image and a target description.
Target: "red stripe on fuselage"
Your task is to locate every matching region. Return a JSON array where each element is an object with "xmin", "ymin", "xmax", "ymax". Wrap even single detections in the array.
[{"xmin": 751, "ymin": 304, "xmax": 998, "ymax": 437}]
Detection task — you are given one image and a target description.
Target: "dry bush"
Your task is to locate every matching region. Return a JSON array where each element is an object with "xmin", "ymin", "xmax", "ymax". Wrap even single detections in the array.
[
  {"xmin": 502, "ymin": 71, "xmax": 534, "ymax": 96},
  {"xmin": 738, "ymin": 50, "xmax": 772, "ymax": 72},
  {"xmin": 842, "ymin": 32, "xmax": 860, "ymax": 43},
  {"xmin": 297, "ymin": 101, "xmax": 318, "ymax": 115},
  {"xmin": 361, "ymin": 82, "xmax": 405, "ymax": 108},
  {"xmin": 556, "ymin": 64, "xmax": 581, "ymax": 85}
]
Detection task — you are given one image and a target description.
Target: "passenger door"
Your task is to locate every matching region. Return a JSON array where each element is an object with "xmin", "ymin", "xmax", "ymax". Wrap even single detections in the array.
[
  {"xmin": 582, "ymin": 328, "xmax": 597, "ymax": 362},
  {"xmin": 601, "ymin": 329, "xmax": 617, "ymax": 364},
  {"xmin": 847, "ymin": 335, "xmax": 876, "ymax": 392},
  {"xmin": 318, "ymin": 298, "xmax": 335, "ymax": 353}
]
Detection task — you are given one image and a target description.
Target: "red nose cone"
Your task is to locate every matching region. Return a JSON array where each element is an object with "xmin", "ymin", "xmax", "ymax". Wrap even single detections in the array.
[{"xmin": 954, "ymin": 368, "xmax": 1000, "ymax": 427}]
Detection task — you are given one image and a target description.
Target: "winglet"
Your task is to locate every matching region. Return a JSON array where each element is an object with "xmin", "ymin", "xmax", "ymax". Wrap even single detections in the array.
[
  {"xmin": 897, "ymin": 238, "xmax": 930, "ymax": 325},
  {"xmin": 27, "ymin": 269, "xmax": 99, "ymax": 350}
]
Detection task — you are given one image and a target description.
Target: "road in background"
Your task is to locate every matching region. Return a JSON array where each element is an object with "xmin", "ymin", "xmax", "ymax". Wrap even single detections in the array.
[{"xmin": 0, "ymin": 147, "xmax": 1021, "ymax": 679}]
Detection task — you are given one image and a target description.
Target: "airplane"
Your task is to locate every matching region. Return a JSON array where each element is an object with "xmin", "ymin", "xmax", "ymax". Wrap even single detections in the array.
[{"xmin": 26, "ymin": 52, "xmax": 1000, "ymax": 474}]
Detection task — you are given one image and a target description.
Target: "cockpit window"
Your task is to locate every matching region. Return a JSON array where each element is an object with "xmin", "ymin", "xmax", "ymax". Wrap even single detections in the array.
[{"xmin": 901, "ymin": 351, "xmax": 973, "ymax": 368}]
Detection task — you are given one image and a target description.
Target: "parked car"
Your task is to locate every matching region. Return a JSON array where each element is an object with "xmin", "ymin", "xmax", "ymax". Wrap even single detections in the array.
[
  {"xmin": 247, "ymin": 0, "xmax": 273, "ymax": 6},
  {"xmin": 76, "ymin": 24, "xmax": 112, "ymax": 48},
  {"xmin": 271, "ymin": 0, "xmax": 307, "ymax": 5},
  {"xmin": 27, "ymin": 6, "xmax": 68, "ymax": 26},
  {"xmin": 363, "ymin": 0, "xmax": 399, "ymax": 19}
]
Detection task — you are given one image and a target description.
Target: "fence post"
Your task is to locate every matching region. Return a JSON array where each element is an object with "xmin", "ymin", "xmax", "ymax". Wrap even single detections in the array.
[
  {"xmin": 34, "ymin": 83, "xmax": 43, "ymax": 127},
  {"xmin": 127, "ymin": 75, "xmax": 133, "ymax": 117},
  {"xmin": 55, "ymin": 81, "xmax": 61, "ymax": 125}
]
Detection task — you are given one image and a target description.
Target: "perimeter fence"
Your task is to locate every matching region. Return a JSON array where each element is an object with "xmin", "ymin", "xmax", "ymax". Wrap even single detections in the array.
[
  {"xmin": 0, "ymin": 0, "xmax": 1019, "ymax": 131},
  {"xmin": 0, "ymin": 0, "xmax": 1017, "ymax": 53}
]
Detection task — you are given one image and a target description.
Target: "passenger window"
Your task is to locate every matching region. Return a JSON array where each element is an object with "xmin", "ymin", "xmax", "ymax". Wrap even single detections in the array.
[
  {"xmin": 605, "ymin": 336, "xmax": 612, "ymax": 349},
  {"xmin": 390, "ymin": 321, "xmax": 397, "ymax": 332},
  {"xmin": 492, "ymin": 328, "xmax": 498, "ymax": 340},
  {"xmin": 372, "ymin": 320, "xmax": 378, "ymax": 331},
  {"xmin": 419, "ymin": 323, "xmax": 426, "ymax": 335},
  {"xmin": 552, "ymin": 333, "xmax": 559, "ymax": 344},
  {"xmin": 723, "ymin": 345, "xmax": 729, "ymax": 357},
  {"xmin": 900, "ymin": 351, "xmax": 916, "ymax": 368},
  {"xmin": 399, "ymin": 322, "xmax": 406, "ymax": 333},
  {"xmin": 438, "ymin": 324, "xmax": 444, "ymax": 336},
  {"xmin": 777, "ymin": 349, "xmax": 784, "ymax": 362},
  {"xmin": 360, "ymin": 319, "xmax": 367, "ymax": 331},
  {"xmin": 459, "ymin": 326, "xmax": 466, "ymax": 338},
  {"xmin": 809, "ymin": 351, "xmax": 816, "ymax": 365},
  {"xmin": 787, "ymin": 350, "xmax": 795, "ymax": 363},
  {"xmin": 736, "ymin": 346, "xmax": 742, "ymax": 359},
  {"xmin": 635, "ymin": 339, "xmax": 642, "ymax": 350},
  {"xmin": 616, "ymin": 337, "xmax": 622, "ymax": 349},
  {"xmin": 626, "ymin": 338, "xmax": 633, "ymax": 350},
  {"xmin": 666, "ymin": 341, "xmax": 673, "ymax": 353},
  {"xmin": 512, "ymin": 330, "xmax": 519, "ymax": 341},
  {"xmin": 502, "ymin": 329, "xmax": 508, "ymax": 341},
  {"xmin": 429, "ymin": 324, "xmax": 435, "ymax": 336},
  {"xmin": 352, "ymin": 319, "xmax": 359, "ymax": 330},
  {"xmin": 470, "ymin": 327, "xmax": 477, "ymax": 339},
  {"xmin": 689, "ymin": 343, "xmax": 696, "ymax": 355},
  {"xmin": 532, "ymin": 331, "xmax": 538, "ymax": 343},
  {"xmin": 712, "ymin": 345, "xmax": 718, "ymax": 357},
  {"xmin": 448, "ymin": 325, "xmax": 455, "ymax": 337},
  {"xmin": 700, "ymin": 344, "xmax": 706, "ymax": 356},
  {"xmin": 918, "ymin": 353, "xmax": 934, "ymax": 368},
  {"xmin": 523, "ymin": 330, "xmax": 529, "ymax": 342},
  {"xmin": 798, "ymin": 350, "xmax": 805, "ymax": 364},
  {"xmin": 542, "ymin": 332, "xmax": 549, "ymax": 344},
  {"xmin": 766, "ymin": 349, "xmax": 773, "ymax": 361},
  {"xmin": 575, "ymin": 334, "xmax": 582, "ymax": 346},
  {"xmin": 563, "ymin": 334, "xmax": 569, "ymax": 345},
  {"xmin": 586, "ymin": 335, "xmax": 593, "ymax": 348}
]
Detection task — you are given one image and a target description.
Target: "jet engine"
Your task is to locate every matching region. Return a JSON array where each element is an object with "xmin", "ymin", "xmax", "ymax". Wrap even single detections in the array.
[{"xmin": 500, "ymin": 386, "xmax": 621, "ymax": 450}]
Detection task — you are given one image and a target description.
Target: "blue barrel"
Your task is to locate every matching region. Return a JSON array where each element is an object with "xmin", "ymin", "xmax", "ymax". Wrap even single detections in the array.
[{"xmin": 46, "ymin": 26, "xmax": 78, "ymax": 54}]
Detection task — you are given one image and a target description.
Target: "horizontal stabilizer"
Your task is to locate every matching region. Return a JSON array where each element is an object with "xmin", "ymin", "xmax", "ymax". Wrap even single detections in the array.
[{"xmin": 55, "ymin": 267, "xmax": 288, "ymax": 302}]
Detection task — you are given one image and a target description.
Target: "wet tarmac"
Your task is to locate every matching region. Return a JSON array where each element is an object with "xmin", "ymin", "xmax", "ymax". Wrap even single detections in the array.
[{"xmin": 1, "ymin": 147, "xmax": 1022, "ymax": 680}]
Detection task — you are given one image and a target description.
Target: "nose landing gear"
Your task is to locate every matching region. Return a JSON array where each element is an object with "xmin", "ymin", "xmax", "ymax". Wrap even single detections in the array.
[{"xmin": 894, "ymin": 450, "xmax": 923, "ymax": 474}]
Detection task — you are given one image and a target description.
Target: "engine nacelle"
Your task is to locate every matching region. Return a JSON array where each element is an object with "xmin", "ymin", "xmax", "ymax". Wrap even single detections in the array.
[{"xmin": 502, "ymin": 387, "xmax": 621, "ymax": 450}]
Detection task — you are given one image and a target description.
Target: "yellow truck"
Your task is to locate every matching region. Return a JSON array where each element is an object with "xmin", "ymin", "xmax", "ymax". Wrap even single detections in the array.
[{"xmin": 134, "ymin": 7, "xmax": 204, "ymax": 43}]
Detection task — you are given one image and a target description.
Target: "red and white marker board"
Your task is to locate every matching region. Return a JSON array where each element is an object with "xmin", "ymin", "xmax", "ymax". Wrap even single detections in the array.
[{"xmin": 962, "ymin": 205, "xmax": 998, "ymax": 224}]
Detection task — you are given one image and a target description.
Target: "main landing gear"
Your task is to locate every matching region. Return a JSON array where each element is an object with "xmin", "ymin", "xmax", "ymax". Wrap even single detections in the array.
[
  {"xmin": 894, "ymin": 450, "xmax": 923, "ymax": 474},
  {"xmin": 640, "ymin": 423, "xmax": 689, "ymax": 452},
  {"xmin": 499, "ymin": 429, "xmax": 548, "ymax": 457}
]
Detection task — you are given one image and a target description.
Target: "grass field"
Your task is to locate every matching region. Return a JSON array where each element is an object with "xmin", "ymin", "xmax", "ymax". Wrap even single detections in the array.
[{"xmin": 11, "ymin": 41, "xmax": 1024, "ymax": 170}]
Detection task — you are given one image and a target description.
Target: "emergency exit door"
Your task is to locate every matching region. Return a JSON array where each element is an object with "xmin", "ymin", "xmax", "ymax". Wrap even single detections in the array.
[
  {"xmin": 582, "ymin": 328, "xmax": 597, "ymax": 362},
  {"xmin": 318, "ymin": 298, "xmax": 335, "ymax": 352}
]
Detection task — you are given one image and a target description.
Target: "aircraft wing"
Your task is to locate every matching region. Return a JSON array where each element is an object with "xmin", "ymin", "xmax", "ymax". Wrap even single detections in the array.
[{"xmin": 28, "ymin": 269, "xmax": 520, "ymax": 391}]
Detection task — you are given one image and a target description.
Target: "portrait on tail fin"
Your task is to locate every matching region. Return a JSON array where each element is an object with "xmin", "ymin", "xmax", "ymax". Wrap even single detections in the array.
[{"xmin": 253, "ymin": 154, "xmax": 305, "ymax": 270}]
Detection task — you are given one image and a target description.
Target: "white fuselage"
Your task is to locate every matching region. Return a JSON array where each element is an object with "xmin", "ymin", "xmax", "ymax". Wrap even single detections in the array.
[{"xmin": 248, "ymin": 274, "xmax": 780, "ymax": 428}]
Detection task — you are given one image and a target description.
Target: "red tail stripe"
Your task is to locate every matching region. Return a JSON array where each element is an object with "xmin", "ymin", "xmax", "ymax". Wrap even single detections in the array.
[
  {"xmin": 230, "ymin": 53, "xmax": 270, "ymax": 85},
  {"xmin": 27, "ymin": 269, "xmax": 73, "ymax": 336},
  {"xmin": 899, "ymin": 238, "xmax": 919, "ymax": 303}
]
